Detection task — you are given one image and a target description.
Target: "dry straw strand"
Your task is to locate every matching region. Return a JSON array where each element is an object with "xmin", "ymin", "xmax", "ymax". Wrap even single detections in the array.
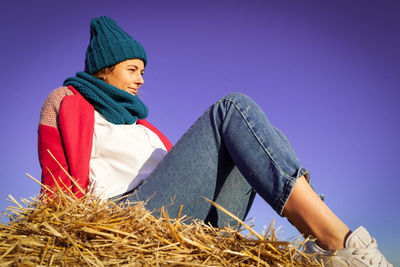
[{"xmin": 0, "ymin": 173, "xmax": 323, "ymax": 266}]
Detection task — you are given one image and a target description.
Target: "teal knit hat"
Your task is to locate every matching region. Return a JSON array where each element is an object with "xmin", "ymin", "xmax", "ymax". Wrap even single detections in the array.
[{"xmin": 84, "ymin": 16, "xmax": 147, "ymax": 74}]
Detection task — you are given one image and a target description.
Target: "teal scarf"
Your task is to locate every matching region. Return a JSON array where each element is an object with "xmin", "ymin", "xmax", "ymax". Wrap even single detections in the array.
[{"xmin": 64, "ymin": 72, "xmax": 148, "ymax": 124}]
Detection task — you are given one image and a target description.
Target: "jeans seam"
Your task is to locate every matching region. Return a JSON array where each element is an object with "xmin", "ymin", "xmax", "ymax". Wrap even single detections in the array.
[
  {"xmin": 221, "ymin": 96, "xmax": 294, "ymax": 180},
  {"xmin": 129, "ymin": 105, "xmax": 216, "ymax": 196}
]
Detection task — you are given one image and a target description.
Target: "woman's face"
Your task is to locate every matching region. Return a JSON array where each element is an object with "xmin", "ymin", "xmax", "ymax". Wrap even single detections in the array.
[{"xmin": 104, "ymin": 59, "xmax": 145, "ymax": 95}]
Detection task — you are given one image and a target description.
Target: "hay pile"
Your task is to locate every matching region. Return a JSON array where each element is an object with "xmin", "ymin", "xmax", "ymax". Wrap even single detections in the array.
[{"xmin": 0, "ymin": 175, "xmax": 323, "ymax": 266}]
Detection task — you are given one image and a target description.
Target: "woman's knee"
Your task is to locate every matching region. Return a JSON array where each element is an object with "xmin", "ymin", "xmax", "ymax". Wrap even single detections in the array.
[{"xmin": 219, "ymin": 92, "xmax": 256, "ymax": 107}]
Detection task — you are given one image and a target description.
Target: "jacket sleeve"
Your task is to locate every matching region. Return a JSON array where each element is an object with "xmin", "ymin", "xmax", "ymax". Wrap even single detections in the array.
[
  {"xmin": 57, "ymin": 86, "xmax": 94, "ymax": 198},
  {"xmin": 38, "ymin": 87, "xmax": 74, "ymax": 197}
]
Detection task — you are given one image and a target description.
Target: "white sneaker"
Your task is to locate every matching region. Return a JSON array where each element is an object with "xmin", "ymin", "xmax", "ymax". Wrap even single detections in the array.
[{"xmin": 304, "ymin": 226, "xmax": 393, "ymax": 267}]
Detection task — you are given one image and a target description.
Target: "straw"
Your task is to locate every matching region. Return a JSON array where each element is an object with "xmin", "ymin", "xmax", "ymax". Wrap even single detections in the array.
[{"xmin": 0, "ymin": 175, "xmax": 324, "ymax": 266}]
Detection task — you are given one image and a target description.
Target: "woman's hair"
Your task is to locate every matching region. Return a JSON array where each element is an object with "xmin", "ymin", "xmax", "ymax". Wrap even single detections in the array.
[{"xmin": 92, "ymin": 65, "xmax": 116, "ymax": 81}]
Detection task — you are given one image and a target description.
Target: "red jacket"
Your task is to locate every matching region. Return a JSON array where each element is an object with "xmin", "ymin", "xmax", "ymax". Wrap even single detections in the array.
[{"xmin": 38, "ymin": 85, "xmax": 172, "ymax": 198}]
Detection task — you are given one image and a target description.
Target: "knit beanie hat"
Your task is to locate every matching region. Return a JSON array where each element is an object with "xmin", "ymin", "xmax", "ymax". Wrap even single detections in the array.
[{"xmin": 84, "ymin": 16, "xmax": 147, "ymax": 74}]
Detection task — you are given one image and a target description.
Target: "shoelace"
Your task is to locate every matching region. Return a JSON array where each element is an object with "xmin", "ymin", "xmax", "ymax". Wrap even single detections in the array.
[{"xmin": 352, "ymin": 238, "xmax": 388, "ymax": 266}]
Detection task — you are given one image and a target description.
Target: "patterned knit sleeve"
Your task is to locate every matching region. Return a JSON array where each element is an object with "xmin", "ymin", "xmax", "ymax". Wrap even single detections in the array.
[{"xmin": 39, "ymin": 86, "xmax": 74, "ymax": 128}]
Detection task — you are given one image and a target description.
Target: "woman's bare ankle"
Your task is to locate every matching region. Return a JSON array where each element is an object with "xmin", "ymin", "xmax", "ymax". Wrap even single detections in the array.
[
  {"xmin": 315, "ymin": 229, "xmax": 351, "ymax": 251},
  {"xmin": 317, "ymin": 239, "xmax": 342, "ymax": 251}
]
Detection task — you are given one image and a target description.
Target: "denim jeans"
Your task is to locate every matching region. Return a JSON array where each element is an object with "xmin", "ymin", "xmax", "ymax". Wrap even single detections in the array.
[{"xmin": 115, "ymin": 93, "xmax": 310, "ymax": 227}]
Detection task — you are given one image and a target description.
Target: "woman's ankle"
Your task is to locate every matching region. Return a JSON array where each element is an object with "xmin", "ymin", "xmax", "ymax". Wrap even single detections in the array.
[{"xmin": 315, "ymin": 229, "xmax": 351, "ymax": 251}]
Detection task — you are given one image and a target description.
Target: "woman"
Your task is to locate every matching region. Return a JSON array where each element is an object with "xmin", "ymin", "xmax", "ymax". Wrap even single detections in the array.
[{"xmin": 38, "ymin": 16, "xmax": 392, "ymax": 267}]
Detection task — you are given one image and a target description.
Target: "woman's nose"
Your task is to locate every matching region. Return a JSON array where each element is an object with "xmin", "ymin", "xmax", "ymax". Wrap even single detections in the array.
[{"xmin": 136, "ymin": 73, "xmax": 144, "ymax": 85}]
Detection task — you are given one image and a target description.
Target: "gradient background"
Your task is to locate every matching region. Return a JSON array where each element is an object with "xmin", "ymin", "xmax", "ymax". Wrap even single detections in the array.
[{"xmin": 1, "ymin": 0, "xmax": 399, "ymax": 264}]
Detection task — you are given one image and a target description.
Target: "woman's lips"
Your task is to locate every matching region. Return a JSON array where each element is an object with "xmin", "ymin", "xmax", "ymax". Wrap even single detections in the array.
[{"xmin": 127, "ymin": 88, "xmax": 138, "ymax": 95}]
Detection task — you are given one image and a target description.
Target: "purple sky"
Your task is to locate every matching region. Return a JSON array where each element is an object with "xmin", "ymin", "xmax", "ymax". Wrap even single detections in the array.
[{"xmin": 1, "ymin": 0, "xmax": 399, "ymax": 264}]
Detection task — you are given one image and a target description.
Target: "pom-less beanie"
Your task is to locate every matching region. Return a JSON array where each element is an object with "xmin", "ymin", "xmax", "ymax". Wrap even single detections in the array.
[{"xmin": 84, "ymin": 16, "xmax": 147, "ymax": 74}]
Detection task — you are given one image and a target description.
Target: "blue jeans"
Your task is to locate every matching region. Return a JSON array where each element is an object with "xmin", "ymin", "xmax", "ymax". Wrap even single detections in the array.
[{"xmin": 115, "ymin": 93, "xmax": 310, "ymax": 227}]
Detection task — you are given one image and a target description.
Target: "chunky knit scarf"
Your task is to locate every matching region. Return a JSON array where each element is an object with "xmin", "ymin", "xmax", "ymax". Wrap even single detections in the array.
[{"xmin": 64, "ymin": 72, "xmax": 148, "ymax": 124}]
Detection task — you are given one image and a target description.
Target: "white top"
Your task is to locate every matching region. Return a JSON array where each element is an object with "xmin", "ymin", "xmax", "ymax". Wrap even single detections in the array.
[{"xmin": 89, "ymin": 111, "xmax": 168, "ymax": 199}]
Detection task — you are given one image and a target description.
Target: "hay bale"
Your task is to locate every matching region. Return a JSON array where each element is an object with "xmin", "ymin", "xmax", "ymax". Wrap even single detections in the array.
[{"xmin": 0, "ymin": 176, "xmax": 323, "ymax": 266}]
